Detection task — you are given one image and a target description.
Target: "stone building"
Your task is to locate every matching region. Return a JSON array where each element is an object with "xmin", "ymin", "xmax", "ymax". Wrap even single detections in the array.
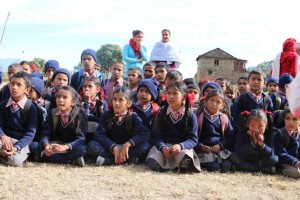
[{"xmin": 196, "ymin": 48, "xmax": 247, "ymax": 83}]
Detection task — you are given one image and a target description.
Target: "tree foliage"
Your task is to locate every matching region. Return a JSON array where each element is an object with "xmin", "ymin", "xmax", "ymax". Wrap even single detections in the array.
[
  {"xmin": 256, "ymin": 60, "xmax": 273, "ymax": 77},
  {"xmin": 33, "ymin": 57, "xmax": 46, "ymax": 72},
  {"xmin": 96, "ymin": 44, "xmax": 122, "ymax": 75}
]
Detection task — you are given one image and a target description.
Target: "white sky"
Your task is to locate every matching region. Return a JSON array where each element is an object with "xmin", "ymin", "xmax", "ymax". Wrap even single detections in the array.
[{"xmin": 0, "ymin": 0, "xmax": 299, "ymax": 78}]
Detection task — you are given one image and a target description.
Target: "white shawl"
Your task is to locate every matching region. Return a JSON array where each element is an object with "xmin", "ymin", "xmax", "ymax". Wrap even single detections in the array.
[
  {"xmin": 271, "ymin": 53, "xmax": 281, "ymax": 78},
  {"xmin": 150, "ymin": 41, "xmax": 182, "ymax": 68}
]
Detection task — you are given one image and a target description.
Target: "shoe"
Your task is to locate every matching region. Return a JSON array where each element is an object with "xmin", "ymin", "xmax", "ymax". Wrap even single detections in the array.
[
  {"xmin": 147, "ymin": 158, "xmax": 161, "ymax": 171},
  {"xmin": 260, "ymin": 166, "xmax": 276, "ymax": 175},
  {"xmin": 231, "ymin": 164, "xmax": 236, "ymax": 172},
  {"xmin": 33, "ymin": 154, "xmax": 40, "ymax": 162},
  {"xmin": 73, "ymin": 156, "xmax": 85, "ymax": 167},
  {"xmin": 128, "ymin": 157, "xmax": 139, "ymax": 164},
  {"xmin": 179, "ymin": 157, "xmax": 192, "ymax": 169},
  {"xmin": 96, "ymin": 156, "xmax": 105, "ymax": 166}
]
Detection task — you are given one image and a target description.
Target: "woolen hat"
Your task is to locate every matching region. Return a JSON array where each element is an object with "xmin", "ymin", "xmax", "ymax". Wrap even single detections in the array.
[
  {"xmin": 31, "ymin": 77, "xmax": 45, "ymax": 97},
  {"xmin": 44, "ymin": 60, "xmax": 60, "ymax": 73},
  {"xmin": 187, "ymin": 84, "xmax": 200, "ymax": 92},
  {"xmin": 137, "ymin": 78, "xmax": 159, "ymax": 100},
  {"xmin": 201, "ymin": 82, "xmax": 222, "ymax": 96},
  {"xmin": 266, "ymin": 77, "xmax": 279, "ymax": 86},
  {"xmin": 81, "ymin": 48, "xmax": 99, "ymax": 64},
  {"xmin": 30, "ymin": 71, "xmax": 43, "ymax": 80},
  {"xmin": 279, "ymin": 73, "xmax": 294, "ymax": 88},
  {"xmin": 52, "ymin": 68, "xmax": 71, "ymax": 85}
]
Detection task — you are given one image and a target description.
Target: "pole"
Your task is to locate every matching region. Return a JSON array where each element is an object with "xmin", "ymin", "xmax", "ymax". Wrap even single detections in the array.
[{"xmin": 0, "ymin": 11, "xmax": 10, "ymax": 45}]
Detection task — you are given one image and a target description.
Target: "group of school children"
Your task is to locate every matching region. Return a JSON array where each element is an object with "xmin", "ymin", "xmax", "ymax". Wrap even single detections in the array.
[{"xmin": 0, "ymin": 48, "xmax": 300, "ymax": 179}]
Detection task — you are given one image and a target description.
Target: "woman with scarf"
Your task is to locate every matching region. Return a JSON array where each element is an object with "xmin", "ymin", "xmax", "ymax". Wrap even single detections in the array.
[
  {"xmin": 270, "ymin": 38, "xmax": 298, "ymax": 78},
  {"xmin": 150, "ymin": 29, "xmax": 182, "ymax": 70},
  {"xmin": 122, "ymin": 30, "xmax": 148, "ymax": 78}
]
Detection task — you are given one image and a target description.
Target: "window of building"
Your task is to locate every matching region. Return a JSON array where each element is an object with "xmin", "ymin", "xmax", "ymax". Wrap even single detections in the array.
[
  {"xmin": 208, "ymin": 70, "xmax": 213, "ymax": 75},
  {"xmin": 214, "ymin": 59, "xmax": 219, "ymax": 66}
]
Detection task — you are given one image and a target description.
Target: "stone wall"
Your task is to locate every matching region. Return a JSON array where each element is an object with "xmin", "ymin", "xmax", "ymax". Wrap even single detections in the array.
[{"xmin": 196, "ymin": 58, "xmax": 248, "ymax": 84}]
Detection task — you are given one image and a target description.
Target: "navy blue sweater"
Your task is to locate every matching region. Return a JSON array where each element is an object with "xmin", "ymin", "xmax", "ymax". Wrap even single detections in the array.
[
  {"xmin": 0, "ymin": 100, "xmax": 38, "ymax": 150},
  {"xmin": 152, "ymin": 109, "xmax": 198, "ymax": 151},
  {"xmin": 93, "ymin": 111, "xmax": 150, "ymax": 151},
  {"xmin": 198, "ymin": 115, "xmax": 234, "ymax": 150},
  {"xmin": 0, "ymin": 84, "xmax": 10, "ymax": 103},
  {"xmin": 40, "ymin": 111, "xmax": 86, "ymax": 149},
  {"xmin": 234, "ymin": 128, "xmax": 274, "ymax": 161},
  {"xmin": 233, "ymin": 92, "xmax": 274, "ymax": 127},
  {"xmin": 131, "ymin": 103, "xmax": 160, "ymax": 130},
  {"xmin": 274, "ymin": 128, "xmax": 300, "ymax": 166}
]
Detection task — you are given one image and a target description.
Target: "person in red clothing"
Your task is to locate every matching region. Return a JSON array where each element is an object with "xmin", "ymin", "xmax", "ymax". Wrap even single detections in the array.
[{"xmin": 271, "ymin": 38, "xmax": 298, "ymax": 78}]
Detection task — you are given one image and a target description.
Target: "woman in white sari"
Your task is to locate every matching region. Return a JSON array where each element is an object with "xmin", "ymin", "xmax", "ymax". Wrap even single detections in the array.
[{"xmin": 150, "ymin": 29, "xmax": 181, "ymax": 69}]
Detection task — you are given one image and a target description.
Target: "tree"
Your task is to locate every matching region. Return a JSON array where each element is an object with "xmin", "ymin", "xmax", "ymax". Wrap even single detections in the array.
[
  {"xmin": 96, "ymin": 44, "xmax": 122, "ymax": 76},
  {"xmin": 256, "ymin": 60, "xmax": 273, "ymax": 77},
  {"xmin": 33, "ymin": 57, "xmax": 46, "ymax": 72}
]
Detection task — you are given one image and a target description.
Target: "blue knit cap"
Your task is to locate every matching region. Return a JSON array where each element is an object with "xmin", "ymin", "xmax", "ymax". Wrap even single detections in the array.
[
  {"xmin": 279, "ymin": 73, "xmax": 294, "ymax": 88},
  {"xmin": 81, "ymin": 48, "xmax": 99, "ymax": 64},
  {"xmin": 31, "ymin": 77, "xmax": 45, "ymax": 97},
  {"xmin": 30, "ymin": 71, "xmax": 43, "ymax": 80},
  {"xmin": 137, "ymin": 78, "xmax": 159, "ymax": 100},
  {"xmin": 266, "ymin": 77, "xmax": 279, "ymax": 86},
  {"xmin": 44, "ymin": 60, "xmax": 60, "ymax": 73},
  {"xmin": 52, "ymin": 68, "xmax": 71, "ymax": 85},
  {"xmin": 202, "ymin": 82, "xmax": 222, "ymax": 96}
]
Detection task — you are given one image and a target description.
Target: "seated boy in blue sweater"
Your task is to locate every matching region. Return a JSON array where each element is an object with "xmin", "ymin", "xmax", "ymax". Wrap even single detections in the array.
[{"xmin": 0, "ymin": 72, "xmax": 38, "ymax": 167}]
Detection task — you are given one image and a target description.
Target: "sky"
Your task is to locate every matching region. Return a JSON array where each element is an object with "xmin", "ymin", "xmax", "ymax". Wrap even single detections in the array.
[{"xmin": 0, "ymin": 0, "xmax": 299, "ymax": 78}]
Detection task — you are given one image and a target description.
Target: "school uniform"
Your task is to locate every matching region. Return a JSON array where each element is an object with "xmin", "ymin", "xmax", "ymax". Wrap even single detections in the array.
[
  {"xmin": 196, "ymin": 109, "xmax": 234, "ymax": 172},
  {"xmin": 87, "ymin": 110, "xmax": 151, "ymax": 164},
  {"xmin": 0, "ymin": 83, "xmax": 10, "ymax": 103},
  {"xmin": 105, "ymin": 78, "xmax": 127, "ymax": 105},
  {"xmin": 131, "ymin": 102, "xmax": 159, "ymax": 130},
  {"xmin": 274, "ymin": 127, "xmax": 300, "ymax": 178},
  {"xmin": 231, "ymin": 127, "xmax": 278, "ymax": 172},
  {"xmin": 44, "ymin": 87, "xmax": 57, "ymax": 109},
  {"xmin": 234, "ymin": 91, "xmax": 274, "ymax": 116},
  {"xmin": 70, "ymin": 68, "xmax": 106, "ymax": 96},
  {"xmin": 39, "ymin": 108, "xmax": 87, "ymax": 164},
  {"xmin": 147, "ymin": 106, "xmax": 201, "ymax": 171},
  {"xmin": 0, "ymin": 96, "xmax": 38, "ymax": 167},
  {"xmin": 233, "ymin": 91, "xmax": 274, "ymax": 129},
  {"xmin": 82, "ymin": 97, "xmax": 108, "ymax": 142},
  {"xmin": 270, "ymin": 91, "xmax": 287, "ymax": 111}
]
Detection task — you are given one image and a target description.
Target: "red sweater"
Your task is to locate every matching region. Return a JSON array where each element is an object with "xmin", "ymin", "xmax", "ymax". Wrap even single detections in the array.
[{"xmin": 280, "ymin": 38, "xmax": 298, "ymax": 78}]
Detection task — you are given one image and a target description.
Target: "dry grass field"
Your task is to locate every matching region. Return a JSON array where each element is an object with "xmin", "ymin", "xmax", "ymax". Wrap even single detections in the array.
[{"xmin": 0, "ymin": 162, "xmax": 299, "ymax": 200}]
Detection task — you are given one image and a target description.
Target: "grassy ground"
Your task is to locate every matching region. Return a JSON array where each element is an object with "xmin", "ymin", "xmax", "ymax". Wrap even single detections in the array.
[{"xmin": 0, "ymin": 162, "xmax": 299, "ymax": 200}]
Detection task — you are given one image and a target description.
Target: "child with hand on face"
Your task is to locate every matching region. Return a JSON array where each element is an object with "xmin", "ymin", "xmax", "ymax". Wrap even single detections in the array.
[
  {"xmin": 88, "ymin": 87, "xmax": 151, "ymax": 166},
  {"xmin": 231, "ymin": 109, "xmax": 278, "ymax": 174},
  {"xmin": 147, "ymin": 82, "xmax": 201, "ymax": 172},
  {"xmin": 82, "ymin": 76, "xmax": 108, "ymax": 142}
]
